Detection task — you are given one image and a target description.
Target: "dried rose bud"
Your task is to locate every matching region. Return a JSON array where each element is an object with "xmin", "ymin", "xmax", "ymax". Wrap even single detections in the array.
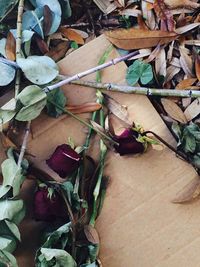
[
  {"xmin": 113, "ymin": 128, "xmax": 145, "ymax": 156},
  {"xmin": 46, "ymin": 144, "xmax": 81, "ymax": 178},
  {"xmin": 33, "ymin": 187, "xmax": 65, "ymax": 221}
]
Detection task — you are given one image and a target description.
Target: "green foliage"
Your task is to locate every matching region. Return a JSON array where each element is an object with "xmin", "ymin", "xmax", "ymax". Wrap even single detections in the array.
[
  {"xmin": 0, "ymin": 250, "xmax": 18, "ymax": 267},
  {"xmin": 22, "ymin": 9, "xmax": 44, "ymax": 38},
  {"xmin": 0, "ymin": 0, "xmax": 18, "ymax": 22},
  {"xmin": 17, "ymin": 56, "xmax": 59, "ymax": 85},
  {"xmin": 0, "ymin": 62, "xmax": 16, "ymax": 86},
  {"xmin": 0, "ymin": 109, "xmax": 16, "ymax": 125},
  {"xmin": 59, "ymin": 0, "xmax": 71, "ymax": 19},
  {"xmin": 46, "ymin": 88, "xmax": 67, "ymax": 118},
  {"xmin": 0, "ymin": 199, "xmax": 25, "ymax": 224},
  {"xmin": 126, "ymin": 59, "xmax": 153, "ymax": 86}
]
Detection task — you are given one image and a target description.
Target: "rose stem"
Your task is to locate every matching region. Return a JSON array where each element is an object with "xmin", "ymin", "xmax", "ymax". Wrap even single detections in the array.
[
  {"xmin": 47, "ymin": 99, "xmax": 118, "ymax": 146},
  {"xmin": 43, "ymin": 50, "xmax": 139, "ymax": 93},
  {"xmin": 70, "ymin": 80, "xmax": 200, "ymax": 98}
]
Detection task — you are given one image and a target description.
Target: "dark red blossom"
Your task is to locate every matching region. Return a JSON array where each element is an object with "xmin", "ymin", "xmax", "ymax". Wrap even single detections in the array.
[
  {"xmin": 46, "ymin": 144, "xmax": 81, "ymax": 178},
  {"xmin": 114, "ymin": 128, "xmax": 145, "ymax": 156},
  {"xmin": 34, "ymin": 187, "xmax": 65, "ymax": 221}
]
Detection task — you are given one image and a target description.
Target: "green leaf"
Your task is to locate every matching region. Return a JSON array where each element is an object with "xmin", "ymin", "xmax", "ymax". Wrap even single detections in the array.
[
  {"xmin": 126, "ymin": 60, "xmax": 153, "ymax": 86},
  {"xmin": 59, "ymin": 0, "xmax": 71, "ymax": 19},
  {"xmin": 0, "ymin": 62, "xmax": 16, "ymax": 86},
  {"xmin": 183, "ymin": 134, "xmax": 196, "ymax": 153},
  {"xmin": 0, "ymin": 38, "xmax": 6, "ymax": 57},
  {"xmin": 39, "ymin": 248, "xmax": 77, "ymax": 267},
  {"xmin": 1, "ymin": 159, "xmax": 25, "ymax": 197},
  {"xmin": 16, "ymin": 98, "xmax": 46, "ymax": 121},
  {"xmin": 0, "ymin": 236, "xmax": 16, "ymax": 253},
  {"xmin": 88, "ymin": 245, "xmax": 99, "ymax": 263},
  {"xmin": 96, "ymin": 45, "xmax": 113, "ymax": 83},
  {"xmin": 80, "ymin": 262, "xmax": 97, "ymax": 267},
  {"xmin": 0, "ymin": 250, "xmax": 18, "ymax": 267},
  {"xmin": 0, "ymin": 199, "xmax": 25, "ymax": 225},
  {"xmin": 0, "ymin": 109, "xmax": 16, "ymax": 125},
  {"xmin": 46, "ymin": 88, "xmax": 66, "ymax": 118},
  {"xmin": 22, "ymin": 10, "xmax": 44, "ymax": 38},
  {"xmin": 17, "ymin": 56, "xmax": 59, "ymax": 85},
  {"xmin": 0, "ymin": 0, "xmax": 18, "ymax": 22},
  {"xmin": 17, "ymin": 85, "xmax": 46, "ymax": 106},
  {"xmin": 5, "ymin": 220, "xmax": 21, "ymax": 242},
  {"xmin": 10, "ymin": 29, "xmax": 34, "ymax": 43}
]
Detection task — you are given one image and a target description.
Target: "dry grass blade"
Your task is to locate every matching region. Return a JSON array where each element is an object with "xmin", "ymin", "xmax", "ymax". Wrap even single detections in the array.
[
  {"xmin": 172, "ymin": 177, "xmax": 200, "ymax": 203},
  {"xmin": 103, "ymin": 93, "xmax": 131, "ymax": 125},
  {"xmin": 184, "ymin": 98, "xmax": 200, "ymax": 121},
  {"xmin": 105, "ymin": 28, "xmax": 177, "ymax": 50},
  {"xmin": 161, "ymin": 98, "xmax": 188, "ymax": 123}
]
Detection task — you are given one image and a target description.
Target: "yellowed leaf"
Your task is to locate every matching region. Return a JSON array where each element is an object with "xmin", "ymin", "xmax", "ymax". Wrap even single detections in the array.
[
  {"xmin": 105, "ymin": 28, "xmax": 177, "ymax": 50},
  {"xmin": 60, "ymin": 27, "xmax": 84, "ymax": 45},
  {"xmin": 172, "ymin": 177, "xmax": 200, "ymax": 204},
  {"xmin": 184, "ymin": 98, "xmax": 200, "ymax": 121},
  {"xmin": 5, "ymin": 31, "xmax": 16, "ymax": 61},
  {"xmin": 195, "ymin": 57, "xmax": 200, "ymax": 81},
  {"xmin": 161, "ymin": 98, "xmax": 187, "ymax": 123},
  {"xmin": 175, "ymin": 78, "xmax": 197, "ymax": 89}
]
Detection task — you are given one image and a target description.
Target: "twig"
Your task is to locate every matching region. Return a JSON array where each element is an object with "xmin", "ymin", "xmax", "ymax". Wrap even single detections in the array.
[
  {"xmin": 44, "ymin": 50, "xmax": 139, "ymax": 92},
  {"xmin": 0, "ymin": 57, "xmax": 19, "ymax": 68},
  {"xmin": 70, "ymin": 80, "xmax": 200, "ymax": 98}
]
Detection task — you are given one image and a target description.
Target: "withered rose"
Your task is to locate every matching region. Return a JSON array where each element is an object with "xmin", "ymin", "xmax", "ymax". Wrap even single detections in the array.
[
  {"xmin": 114, "ymin": 128, "xmax": 145, "ymax": 156},
  {"xmin": 34, "ymin": 187, "xmax": 65, "ymax": 221},
  {"xmin": 46, "ymin": 144, "xmax": 81, "ymax": 178}
]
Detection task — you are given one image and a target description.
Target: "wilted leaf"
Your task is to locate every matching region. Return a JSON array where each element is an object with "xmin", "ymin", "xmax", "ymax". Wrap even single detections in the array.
[
  {"xmin": 105, "ymin": 28, "xmax": 177, "ymax": 50},
  {"xmin": 0, "ymin": 62, "xmax": 15, "ymax": 86},
  {"xmin": 184, "ymin": 98, "xmax": 200, "ymax": 121},
  {"xmin": 84, "ymin": 225, "xmax": 99, "ymax": 245},
  {"xmin": 161, "ymin": 98, "xmax": 187, "ymax": 123},
  {"xmin": 195, "ymin": 57, "xmax": 200, "ymax": 81},
  {"xmin": 103, "ymin": 94, "xmax": 131, "ymax": 125},
  {"xmin": 172, "ymin": 177, "xmax": 200, "ymax": 203},
  {"xmin": 176, "ymin": 78, "xmax": 197, "ymax": 89},
  {"xmin": 60, "ymin": 27, "xmax": 84, "ymax": 45},
  {"xmin": 5, "ymin": 32, "xmax": 16, "ymax": 61},
  {"xmin": 17, "ymin": 56, "xmax": 59, "ymax": 85}
]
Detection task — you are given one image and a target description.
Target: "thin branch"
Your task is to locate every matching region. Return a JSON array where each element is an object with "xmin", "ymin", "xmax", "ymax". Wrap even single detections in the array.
[
  {"xmin": 0, "ymin": 57, "xmax": 19, "ymax": 68},
  {"xmin": 70, "ymin": 80, "xmax": 200, "ymax": 98},
  {"xmin": 44, "ymin": 50, "xmax": 139, "ymax": 92}
]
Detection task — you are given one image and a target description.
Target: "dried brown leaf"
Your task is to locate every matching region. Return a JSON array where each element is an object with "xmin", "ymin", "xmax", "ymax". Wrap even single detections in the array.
[
  {"xmin": 60, "ymin": 27, "xmax": 84, "ymax": 45},
  {"xmin": 46, "ymin": 41, "xmax": 69, "ymax": 62},
  {"xmin": 175, "ymin": 22, "xmax": 200, "ymax": 34},
  {"xmin": 155, "ymin": 47, "xmax": 167, "ymax": 77},
  {"xmin": 175, "ymin": 78, "xmax": 197, "ymax": 89},
  {"xmin": 5, "ymin": 31, "xmax": 16, "ymax": 61},
  {"xmin": 103, "ymin": 94, "xmax": 131, "ymax": 125},
  {"xmin": 161, "ymin": 98, "xmax": 188, "ymax": 123},
  {"xmin": 184, "ymin": 98, "xmax": 200, "ymax": 121},
  {"xmin": 67, "ymin": 102, "xmax": 102, "ymax": 114},
  {"xmin": 154, "ymin": 0, "xmax": 175, "ymax": 31},
  {"xmin": 35, "ymin": 36, "xmax": 49, "ymax": 54},
  {"xmin": 43, "ymin": 5, "xmax": 53, "ymax": 35},
  {"xmin": 195, "ymin": 57, "xmax": 200, "ymax": 81},
  {"xmin": 0, "ymin": 132, "xmax": 17, "ymax": 149},
  {"xmin": 105, "ymin": 28, "xmax": 177, "ymax": 50},
  {"xmin": 84, "ymin": 225, "xmax": 99, "ymax": 244},
  {"xmin": 172, "ymin": 177, "xmax": 200, "ymax": 203}
]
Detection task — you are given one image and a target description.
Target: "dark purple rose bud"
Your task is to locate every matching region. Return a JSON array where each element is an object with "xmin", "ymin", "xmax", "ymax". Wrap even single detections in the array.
[
  {"xmin": 34, "ymin": 187, "xmax": 65, "ymax": 221},
  {"xmin": 46, "ymin": 144, "xmax": 81, "ymax": 178},
  {"xmin": 114, "ymin": 128, "xmax": 145, "ymax": 156}
]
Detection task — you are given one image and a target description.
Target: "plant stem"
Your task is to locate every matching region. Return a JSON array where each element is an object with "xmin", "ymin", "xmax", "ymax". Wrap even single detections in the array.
[
  {"xmin": 47, "ymin": 99, "xmax": 118, "ymax": 145},
  {"xmin": 44, "ymin": 50, "xmax": 139, "ymax": 92},
  {"xmin": 70, "ymin": 80, "xmax": 200, "ymax": 98}
]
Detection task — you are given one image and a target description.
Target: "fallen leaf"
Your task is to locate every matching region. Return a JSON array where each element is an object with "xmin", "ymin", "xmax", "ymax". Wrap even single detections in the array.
[
  {"xmin": 176, "ymin": 78, "xmax": 197, "ymax": 89},
  {"xmin": 161, "ymin": 98, "xmax": 188, "ymax": 123},
  {"xmin": 43, "ymin": 5, "xmax": 53, "ymax": 35},
  {"xmin": 179, "ymin": 47, "xmax": 193, "ymax": 78},
  {"xmin": 0, "ymin": 132, "xmax": 17, "ymax": 149},
  {"xmin": 67, "ymin": 102, "xmax": 102, "ymax": 114},
  {"xmin": 84, "ymin": 225, "xmax": 99, "ymax": 244},
  {"xmin": 155, "ymin": 47, "xmax": 167, "ymax": 77},
  {"xmin": 195, "ymin": 57, "xmax": 200, "ymax": 81},
  {"xmin": 175, "ymin": 22, "xmax": 200, "ymax": 34},
  {"xmin": 154, "ymin": 0, "xmax": 175, "ymax": 31},
  {"xmin": 184, "ymin": 98, "xmax": 200, "ymax": 121},
  {"xmin": 172, "ymin": 177, "xmax": 200, "ymax": 203},
  {"xmin": 103, "ymin": 94, "xmax": 131, "ymax": 125},
  {"xmin": 105, "ymin": 28, "xmax": 177, "ymax": 50},
  {"xmin": 35, "ymin": 36, "xmax": 49, "ymax": 54},
  {"xmin": 164, "ymin": 0, "xmax": 200, "ymax": 9},
  {"xmin": 60, "ymin": 27, "xmax": 84, "ymax": 45},
  {"xmin": 46, "ymin": 41, "xmax": 69, "ymax": 62},
  {"xmin": 166, "ymin": 65, "xmax": 180, "ymax": 82},
  {"xmin": 5, "ymin": 31, "xmax": 16, "ymax": 61},
  {"xmin": 137, "ymin": 14, "xmax": 149, "ymax": 30}
]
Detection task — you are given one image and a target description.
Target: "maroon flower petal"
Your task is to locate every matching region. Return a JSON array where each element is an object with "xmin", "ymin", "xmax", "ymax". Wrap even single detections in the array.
[
  {"xmin": 34, "ymin": 187, "xmax": 65, "ymax": 221},
  {"xmin": 46, "ymin": 144, "xmax": 81, "ymax": 178},
  {"xmin": 114, "ymin": 128, "xmax": 145, "ymax": 156}
]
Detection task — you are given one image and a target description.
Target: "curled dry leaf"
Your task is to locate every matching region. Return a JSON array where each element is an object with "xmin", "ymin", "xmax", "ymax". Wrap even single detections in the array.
[
  {"xmin": 66, "ymin": 102, "xmax": 102, "ymax": 114},
  {"xmin": 175, "ymin": 78, "xmax": 197, "ymax": 89},
  {"xmin": 172, "ymin": 177, "xmax": 200, "ymax": 203},
  {"xmin": 103, "ymin": 93, "xmax": 131, "ymax": 125},
  {"xmin": 161, "ymin": 98, "xmax": 188, "ymax": 123},
  {"xmin": 195, "ymin": 57, "xmax": 200, "ymax": 81},
  {"xmin": 155, "ymin": 47, "xmax": 167, "ymax": 77},
  {"xmin": 179, "ymin": 47, "xmax": 193, "ymax": 78},
  {"xmin": 105, "ymin": 28, "xmax": 177, "ymax": 50},
  {"xmin": 60, "ymin": 27, "xmax": 84, "ymax": 45},
  {"xmin": 184, "ymin": 98, "xmax": 200, "ymax": 121},
  {"xmin": 164, "ymin": 0, "xmax": 200, "ymax": 9},
  {"xmin": 84, "ymin": 225, "xmax": 99, "ymax": 244},
  {"xmin": 5, "ymin": 31, "xmax": 16, "ymax": 61},
  {"xmin": 46, "ymin": 41, "xmax": 69, "ymax": 62}
]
